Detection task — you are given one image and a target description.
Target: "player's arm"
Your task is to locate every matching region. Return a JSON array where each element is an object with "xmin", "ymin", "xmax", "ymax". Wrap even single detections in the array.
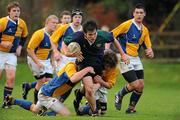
[
  {"xmin": 142, "ymin": 28, "xmax": 154, "ymax": 58},
  {"xmin": 62, "ymin": 35, "xmax": 83, "ymax": 60},
  {"xmin": 65, "ymin": 63, "xmax": 95, "ymax": 83},
  {"xmin": 27, "ymin": 31, "xmax": 44, "ymax": 69},
  {"xmin": 16, "ymin": 20, "xmax": 28, "ymax": 56},
  {"xmin": 94, "ymin": 75, "xmax": 112, "ymax": 89},
  {"xmin": 70, "ymin": 66, "xmax": 95, "ymax": 83},
  {"xmin": 113, "ymin": 38, "xmax": 130, "ymax": 64},
  {"xmin": 94, "ymin": 69, "xmax": 119, "ymax": 89},
  {"xmin": 50, "ymin": 25, "xmax": 69, "ymax": 61},
  {"xmin": 0, "ymin": 18, "xmax": 5, "ymax": 43},
  {"xmin": 0, "ymin": 19, "xmax": 13, "ymax": 48}
]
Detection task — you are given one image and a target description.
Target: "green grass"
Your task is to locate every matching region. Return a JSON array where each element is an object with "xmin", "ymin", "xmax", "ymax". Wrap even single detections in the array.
[{"xmin": 0, "ymin": 60, "xmax": 180, "ymax": 120}]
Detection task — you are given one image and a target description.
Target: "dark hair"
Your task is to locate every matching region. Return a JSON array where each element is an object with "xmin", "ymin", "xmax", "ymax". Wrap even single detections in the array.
[
  {"xmin": 72, "ymin": 9, "xmax": 83, "ymax": 17},
  {"xmin": 103, "ymin": 49, "xmax": 118, "ymax": 69},
  {"xmin": 134, "ymin": 3, "xmax": 146, "ymax": 12},
  {"xmin": 59, "ymin": 10, "xmax": 71, "ymax": 18},
  {"xmin": 7, "ymin": 1, "xmax": 20, "ymax": 12},
  {"xmin": 82, "ymin": 20, "xmax": 97, "ymax": 33}
]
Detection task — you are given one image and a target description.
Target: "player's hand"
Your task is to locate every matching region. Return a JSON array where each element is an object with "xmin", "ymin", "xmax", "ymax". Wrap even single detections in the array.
[
  {"xmin": 86, "ymin": 66, "xmax": 95, "ymax": 74},
  {"xmin": 53, "ymin": 50, "xmax": 62, "ymax": 61},
  {"xmin": 36, "ymin": 62, "xmax": 44, "ymax": 70},
  {"xmin": 15, "ymin": 46, "xmax": 22, "ymax": 56},
  {"xmin": 0, "ymin": 41, "xmax": 13, "ymax": 49},
  {"xmin": 121, "ymin": 53, "xmax": 130, "ymax": 65},
  {"xmin": 94, "ymin": 75, "xmax": 103, "ymax": 84},
  {"xmin": 74, "ymin": 52, "xmax": 84, "ymax": 62},
  {"xmin": 145, "ymin": 48, "xmax": 154, "ymax": 58}
]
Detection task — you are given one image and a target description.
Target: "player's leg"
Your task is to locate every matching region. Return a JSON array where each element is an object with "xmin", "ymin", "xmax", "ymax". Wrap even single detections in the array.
[
  {"xmin": 0, "ymin": 52, "xmax": 6, "ymax": 107},
  {"xmin": 2, "ymin": 56, "xmax": 17, "ymax": 108},
  {"xmin": 115, "ymin": 60, "xmax": 137, "ymax": 110},
  {"xmin": 78, "ymin": 103, "xmax": 91, "ymax": 115},
  {"xmin": 39, "ymin": 93, "xmax": 70, "ymax": 116},
  {"xmin": 73, "ymin": 86, "xmax": 85, "ymax": 114},
  {"xmin": 4, "ymin": 95, "xmax": 35, "ymax": 111},
  {"xmin": 82, "ymin": 76, "xmax": 97, "ymax": 114},
  {"xmin": 115, "ymin": 72, "xmax": 137, "ymax": 110},
  {"xmin": 97, "ymin": 88, "xmax": 107, "ymax": 115},
  {"xmin": 34, "ymin": 77, "xmax": 47, "ymax": 103},
  {"xmin": 59, "ymin": 89, "xmax": 72, "ymax": 102},
  {"xmin": 126, "ymin": 70, "xmax": 144, "ymax": 113},
  {"xmin": 126, "ymin": 57, "xmax": 144, "ymax": 113},
  {"xmin": 22, "ymin": 81, "xmax": 37, "ymax": 99},
  {"xmin": 55, "ymin": 106, "xmax": 70, "ymax": 116}
]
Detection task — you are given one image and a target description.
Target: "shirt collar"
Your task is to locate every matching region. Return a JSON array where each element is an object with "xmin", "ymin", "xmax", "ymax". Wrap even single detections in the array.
[{"xmin": 7, "ymin": 16, "xmax": 19, "ymax": 25}]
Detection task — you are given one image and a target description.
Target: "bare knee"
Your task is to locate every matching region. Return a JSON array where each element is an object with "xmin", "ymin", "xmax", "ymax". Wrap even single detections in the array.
[
  {"xmin": 57, "ymin": 107, "xmax": 70, "ymax": 116},
  {"xmin": 136, "ymin": 80, "xmax": 144, "ymax": 91},
  {"xmin": 30, "ymin": 104, "xmax": 39, "ymax": 113},
  {"xmin": 6, "ymin": 74, "xmax": 15, "ymax": 87}
]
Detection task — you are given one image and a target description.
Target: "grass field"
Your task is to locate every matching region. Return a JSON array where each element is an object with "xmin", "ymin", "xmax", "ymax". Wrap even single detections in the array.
[{"xmin": 0, "ymin": 60, "xmax": 180, "ymax": 120}]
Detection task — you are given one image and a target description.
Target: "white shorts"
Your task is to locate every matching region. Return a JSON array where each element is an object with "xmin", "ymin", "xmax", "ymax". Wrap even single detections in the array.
[
  {"xmin": 54, "ymin": 54, "xmax": 76, "ymax": 73},
  {"xmin": 36, "ymin": 90, "xmax": 65, "ymax": 113},
  {"xmin": 95, "ymin": 87, "xmax": 107, "ymax": 103},
  {"xmin": 0, "ymin": 51, "xmax": 17, "ymax": 70},
  {"xmin": 27, "ymin": 56, "xmax": 53, "ymax": 77},
  {"xmin": 119, "ymin": 55, "xmax": 143, "ymax": 73}
]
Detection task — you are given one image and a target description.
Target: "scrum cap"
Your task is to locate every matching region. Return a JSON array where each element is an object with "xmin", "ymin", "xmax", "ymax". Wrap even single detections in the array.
[{"xmin": 72, "ymin": 9, "xmax": 83, "ymax": 17}]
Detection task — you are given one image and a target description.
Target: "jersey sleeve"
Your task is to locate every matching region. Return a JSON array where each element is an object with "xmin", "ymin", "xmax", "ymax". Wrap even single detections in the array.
[
  {"xmin": 0, "ymin": 18, "xmax": 6, "ymax": 33},
  {"xmin": 21, "ymin": 19, "xmax": 28, "ymax": 38},
  {"xmin": 65, "ymin": 62, "xmax": 77, "ymax": 78},
  {"xmin": 50, "ymin": 24, "xmax": 69, "ymax": 45},
  {"xmin": 0, "ymin": 18, "xmax": 7, "ymax": 43},
  {"xmin": 111, "ymin": 20, "xmax": 132, "ymax": 38},
  {"xmin": 27, "ymin": 30, "xmax": 43, "ymax": 50},
  {"xmin": 141, "ymin": 27, "xmax": 152, "ymax": 49}
]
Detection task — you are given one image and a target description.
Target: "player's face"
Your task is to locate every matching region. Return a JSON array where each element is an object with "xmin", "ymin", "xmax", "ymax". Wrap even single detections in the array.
[
  {"xmin": 84, "ymin": 29, "xmax": 97, "ymax": 42},
  {"xmin": 133, "ymin": 8, "xmax": 146, "ymax": 23},
  {"xmin": 47, "ymin": 18, "xmax": 59, "ymax": 32},
  {"xmin": 61, "ymin": 15, "xmax": 71, "ymax": 24},
  {"xmin": 8, "ymin": 7, "xmax": 20, "ymax": 21},
  {"xmin": 72, "ymin": 15, "xmax": 82, "ymax": 26}
]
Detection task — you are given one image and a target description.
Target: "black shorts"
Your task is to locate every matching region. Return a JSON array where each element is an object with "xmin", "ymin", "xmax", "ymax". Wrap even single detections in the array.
[
  {"xmin": 122, "ymin": 70, "xmax": 144, "ymax": 83},
  {"xmin": 34, "ymin": 73, "xmax": 53, "ymax": 80},
  {"xmin": 77, "ymin": 63, "xmax": 103, "ymax": 78}
]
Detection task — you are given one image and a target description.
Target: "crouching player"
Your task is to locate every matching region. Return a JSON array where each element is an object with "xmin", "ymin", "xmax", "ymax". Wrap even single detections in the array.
[
  {"xmin": 4, "ymin": 43, "xmax": 95, "ymax": 116},
  {"xmin": 74, "ymin": 50, "xmax": 120, "ymax": 115}
]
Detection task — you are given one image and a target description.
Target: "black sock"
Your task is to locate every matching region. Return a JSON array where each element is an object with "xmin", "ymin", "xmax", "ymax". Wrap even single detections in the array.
[
  {"xmin": 34, "ymin": 89, "xmax": 39, "ymax": 104},
  {"xmin": 3, "ymin": 86, "xmax": 13, "ymax": 100},
  {"xmin": 117, "ymin": 85, "xmax": 132, "ymax": 97},
  {"xmin": 129, "ymin": 90, "xmax": 142, "ymax": 108},
  {"xmin": 75, "ymin": 89, "xmax": 85, "ymax": 103}
]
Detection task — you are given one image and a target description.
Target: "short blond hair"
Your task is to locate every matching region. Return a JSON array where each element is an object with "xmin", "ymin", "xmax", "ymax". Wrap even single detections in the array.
[{"xmin": 45, "ymin": 15, "xmax": 59, "ymax": 24}]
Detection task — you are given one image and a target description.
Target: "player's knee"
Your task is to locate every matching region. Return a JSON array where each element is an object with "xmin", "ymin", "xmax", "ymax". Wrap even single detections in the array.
[
  {"xmin": 6, "ymin": 77, "xmax": 15, "ymax": 87},
  {"xmin": 62, "ymin": 111, "xmax": 70, "ymax": 116},
  {"xmin": 137, "ymin": 81, "xmax": 144, "ymax": 90},
  {"xmin": 30, "ymin": 104, "xmax": 39, "ymax": 113},
  {"xmin": 58, "ymin": 108, "xmax": 71, "ymax": 116}
]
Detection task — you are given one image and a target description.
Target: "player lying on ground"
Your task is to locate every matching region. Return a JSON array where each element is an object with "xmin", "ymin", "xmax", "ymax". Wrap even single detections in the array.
[{"xmin": 4, "ymin": 43, "xmax": 95, "ymax": 116}]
